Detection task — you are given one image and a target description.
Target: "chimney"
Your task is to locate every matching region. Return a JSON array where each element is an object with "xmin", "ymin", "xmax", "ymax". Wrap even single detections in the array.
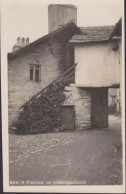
[
  {"xmin": 26, "ymin": 38, "xmax": 29, "ymax": 45},
  {"xmin": 12, "ymin": 37, "xmax": 22, "ymax": 52},
  {"xmin": 21, "ymin": 37, "xmax": 25, "ymax": 46},
  {"xmin": 17, "ymin": 37, "xmax": 20, "ymax": 44},
  {"xmin": 12, "ymin": 37, "xmax": 29, "ymax": 52},
  {"xmin": 48, "ymin": 4, "xmax": 77, "ymax": 33}
]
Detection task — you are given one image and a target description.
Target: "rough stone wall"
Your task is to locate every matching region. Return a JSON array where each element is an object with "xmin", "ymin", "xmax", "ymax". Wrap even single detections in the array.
[
  {"xmin": 8, "ymin": 32, "xmax": 74, "ymax": 127},
  {"xmin": 63, "ymin": 87, "xmax": 109, "ymax": 129},
  {"xmin": 75, "ymin": 88, "xmax": 91, "ymax": 130},
  {"xmin": 91, "ymin": 88, "xmax": 108, "ymax": 128},
  {"xmin": 63, "ymin": 86, "xmax": 91, "ymax": 130},
  {"xmin": 8, "ymin": 82, "xmax": 44, "ymax": 126}
]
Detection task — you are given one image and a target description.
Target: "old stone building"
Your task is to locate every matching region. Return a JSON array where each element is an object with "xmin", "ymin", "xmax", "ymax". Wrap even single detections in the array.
[
  {"xmin": 68, "ymin": 21, "xmax": 121, "ymax": 128},
  {"xmin": 8, "ymin": 4, "xmax": 122, "ymax": 133},
  {"xmin": 8, "ymin": 19, "xmax": 80, "ymax": 126}
]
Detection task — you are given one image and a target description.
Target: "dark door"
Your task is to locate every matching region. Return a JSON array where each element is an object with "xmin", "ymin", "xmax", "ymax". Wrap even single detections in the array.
[{"xmin": 60, "ymin": 105, "xmax": 75, "ymax": 130}]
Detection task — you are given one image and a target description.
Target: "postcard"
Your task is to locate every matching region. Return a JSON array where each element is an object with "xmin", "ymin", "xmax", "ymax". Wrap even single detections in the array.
[{"xmin": 1, "ymin": 0, "xmax": 125, "ymax": 193}]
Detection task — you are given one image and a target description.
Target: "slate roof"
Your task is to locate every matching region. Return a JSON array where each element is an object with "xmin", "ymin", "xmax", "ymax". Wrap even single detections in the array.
[
  {"xmin": 109, "ymin": 18, "xmax": 122, "ymax": 39},
  {"xmin": 69, "ymin": 26, "xmax": 114, "ymax": 44}
]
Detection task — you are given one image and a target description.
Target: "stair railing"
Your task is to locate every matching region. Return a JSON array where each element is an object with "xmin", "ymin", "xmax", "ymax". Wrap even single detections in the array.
[{"xmin": 20, "ymin": 63, "xmax": 77, "ymax": 109}]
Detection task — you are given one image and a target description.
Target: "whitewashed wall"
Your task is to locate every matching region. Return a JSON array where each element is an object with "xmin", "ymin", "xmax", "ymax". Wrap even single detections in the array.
[{"xmin": 74, "ymin": 41, "xmax": 121, "ymax": 87}]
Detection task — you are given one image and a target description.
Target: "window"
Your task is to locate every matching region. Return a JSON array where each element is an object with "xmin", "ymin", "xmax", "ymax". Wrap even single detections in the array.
[
  {"xmin": 30, "ymin": 66, "xmax": 33, "ymax": 80},
  {"xmin": 35, "ymin": 65, "xmax": 40, "ymax": 82},
  {"xmin": 30, "ymin": 64, "xmax": 41, "ymax": 82},
  {"xmin": 112, "ymin": 96, "xmax": 116, "ymax": 104}
]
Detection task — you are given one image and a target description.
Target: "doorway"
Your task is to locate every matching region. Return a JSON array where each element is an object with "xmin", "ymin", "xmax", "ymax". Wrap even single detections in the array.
[{"xmin": 60, "ymin": 105, "xmax": 75, "ymax": 130}]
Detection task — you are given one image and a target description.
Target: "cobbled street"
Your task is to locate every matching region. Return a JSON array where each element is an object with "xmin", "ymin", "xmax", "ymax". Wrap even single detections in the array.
[{"xmin": 9, "ymin": 115, "xmax": 123, "ymax": 185}]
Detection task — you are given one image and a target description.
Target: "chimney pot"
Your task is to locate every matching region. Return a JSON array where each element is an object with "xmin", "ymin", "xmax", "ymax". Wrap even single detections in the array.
[
  {"xmin": 26, "ymin": 38, "xmax": 29, "ymax": 45},
  {"xmin": 17, "ymin": 37, "xmax": 20, "ymax": 44},
  {"xmin": 21, "ymin": 37, "xmax": 25, "ymax": 46}
]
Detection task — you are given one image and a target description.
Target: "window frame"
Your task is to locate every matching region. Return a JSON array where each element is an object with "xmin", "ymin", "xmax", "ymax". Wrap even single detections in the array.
[{"xmin": 29, "ymin": 64, "xmax": 41, "ymax": 82}]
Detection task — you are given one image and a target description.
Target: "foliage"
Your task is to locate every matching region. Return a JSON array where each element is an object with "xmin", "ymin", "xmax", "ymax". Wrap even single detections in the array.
[{"xmin": 16, "ymin": 75, "xmax": 73, "ymax": 134}]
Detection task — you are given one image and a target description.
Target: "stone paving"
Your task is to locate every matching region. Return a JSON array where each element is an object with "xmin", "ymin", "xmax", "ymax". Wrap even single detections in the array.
[
  {"xmin": 9, "ymin": 115, "xmax": 123, "ymax": 185},
  {"xmin": 9, "ymin": 130, "xmax": 87, "ymax": 164},
  {"xmin": 9, "ymin": 115, "xmax": 122, "ymax": 164}
]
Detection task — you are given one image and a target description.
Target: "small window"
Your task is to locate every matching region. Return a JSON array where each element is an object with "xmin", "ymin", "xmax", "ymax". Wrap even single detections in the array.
[
  {"xmin": 35, "ymin": 65, "xmax": 40, "ymax": 82},
  {"xmin": 30, "ymin": 66, "xmax": 33, "ymax": 80},
  {"xmin": 112, "ymin": 96, "xmax": 116, "ymax": 103},
  {"xmin": 30, "ymin": 64, "xmax": 41, "ymax": 82}
]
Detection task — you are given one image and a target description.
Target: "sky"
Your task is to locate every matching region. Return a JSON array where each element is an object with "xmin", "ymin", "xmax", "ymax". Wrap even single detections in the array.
[{"xmin": 6, "ymin": 0, "xmax": 123, "ymax": 52}]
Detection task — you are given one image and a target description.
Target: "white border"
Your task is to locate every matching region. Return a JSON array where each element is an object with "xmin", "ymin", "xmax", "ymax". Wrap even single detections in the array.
[{"xmin": 1, "ymin": 0, "xmax": 125, "ymax": 193}]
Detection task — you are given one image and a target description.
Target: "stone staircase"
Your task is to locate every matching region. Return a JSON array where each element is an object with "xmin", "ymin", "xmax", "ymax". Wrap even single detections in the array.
[{"xmin": 10, "ymin": 64, "xmax": 76, "ymax": 134}]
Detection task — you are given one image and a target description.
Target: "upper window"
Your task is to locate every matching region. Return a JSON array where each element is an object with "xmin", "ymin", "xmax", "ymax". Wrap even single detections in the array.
[
  {"xmin": 112, "ymin": 96, "xmax": 116, "ymax": 103},
  {"xmin": 30, "ymin": 64, "xmax": 41, "ymax": 82}
]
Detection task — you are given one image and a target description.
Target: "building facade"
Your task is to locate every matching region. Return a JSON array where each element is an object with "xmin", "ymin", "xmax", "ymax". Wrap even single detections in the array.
[{"xmin": 8, "ymin": 4, "xmax": 122, "ymax": 133}]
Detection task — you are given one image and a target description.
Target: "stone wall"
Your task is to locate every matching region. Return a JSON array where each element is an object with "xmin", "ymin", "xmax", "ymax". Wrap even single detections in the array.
[
  {"xmin": 63, "ymin": 87, "xmax": 109, "ymax": 130},
  {"xmin": 91, "ymin": 88, "xmax": 108, "ymax": 128},
  {"xmin": 8, "ymin": 30, "xmax": 75, "ymax": 127},
  {"xmin": 63, "ymin": 86, "xmax": 91, "ymax": 130},
  {"xmin": 75, "ymin": 88, "xmax": 91, "ymax": 130},
  {"xmin": 8, "ymin": 82, "xmax": 44, "ymax": 126}
]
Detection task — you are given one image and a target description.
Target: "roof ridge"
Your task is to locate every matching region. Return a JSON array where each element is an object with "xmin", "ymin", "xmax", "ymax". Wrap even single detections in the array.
[
  {"xmin": 8, "ymin": 21, "xmax": 80, "ymax": 58},
  {"xmin": 22, "ymin": 21, "xmax": 77, "ymax": 47}
]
